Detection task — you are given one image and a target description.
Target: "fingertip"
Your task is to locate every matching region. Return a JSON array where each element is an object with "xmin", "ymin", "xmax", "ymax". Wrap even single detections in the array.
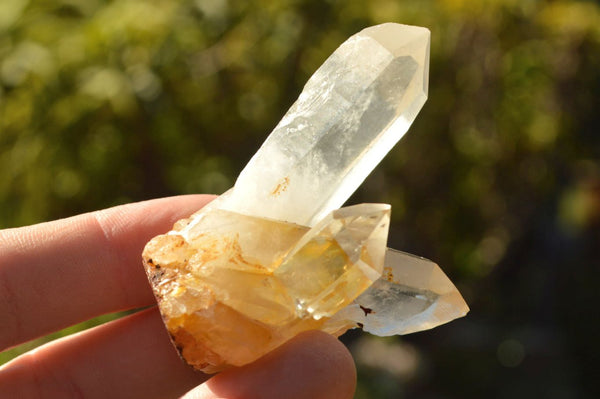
[
  {"xmin": 291, "ymin": 330, "xmax": 357, "ymax": 399},
  {"xmin": 183, "ymin": 330, "xmax": 356, "ymax": 399}
]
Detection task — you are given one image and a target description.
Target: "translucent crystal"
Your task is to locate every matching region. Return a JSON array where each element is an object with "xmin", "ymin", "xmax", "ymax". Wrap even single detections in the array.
[
  {"xmin": 143, "ymin": 205, "xmax": 390, "ymax": 372},
  {"xmin": 274, "ymin": 204, "xmax": 390, "ymax": 319},
  {"xmin": 210, "ymin": 23, "xmax": 430, "ymax": 226},
  {"xmin": 325, "ymin": 249, "xmax": 470, "ymax": 336},
  {"xmin": 142, "ymin": 23, "xmax": 468, "ymax": 373}
]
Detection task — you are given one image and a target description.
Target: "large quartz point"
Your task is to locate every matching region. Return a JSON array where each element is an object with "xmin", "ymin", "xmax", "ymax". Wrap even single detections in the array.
[
  {"xmin": 204, "ymin": 22, "xmax": 430, "ymax": 227},
  {"xmin": 143, "ymin": 23, "xmax": 468, "ymax": 373}
]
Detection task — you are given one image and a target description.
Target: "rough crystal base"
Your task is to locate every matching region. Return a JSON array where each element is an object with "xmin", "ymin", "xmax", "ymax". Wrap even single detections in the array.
[{"xmin": 143, "ymin": 205, "xmax": 390, "ymax": 372}]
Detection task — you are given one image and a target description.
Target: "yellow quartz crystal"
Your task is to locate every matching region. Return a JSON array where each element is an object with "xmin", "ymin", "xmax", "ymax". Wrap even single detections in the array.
[{"xmin": 143, "ymin": 204, "xmax": 391, "ymax": 372}]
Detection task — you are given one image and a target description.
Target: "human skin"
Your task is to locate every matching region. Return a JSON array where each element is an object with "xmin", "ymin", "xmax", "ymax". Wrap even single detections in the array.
[{"xmin": 0, "ymin": 195, "xmax": 356, "ymax": 399}]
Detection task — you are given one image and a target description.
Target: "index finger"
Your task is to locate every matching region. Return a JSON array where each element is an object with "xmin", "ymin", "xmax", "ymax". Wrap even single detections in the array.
[{"xmin": 0, "ymin": 195, "xmax": 215, "ymax": 351}]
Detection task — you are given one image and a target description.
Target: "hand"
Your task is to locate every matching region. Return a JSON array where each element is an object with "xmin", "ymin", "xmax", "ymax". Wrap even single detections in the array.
[{"xmin": 0, "ymin": 196, "xmax": 356, "ymax": 399}]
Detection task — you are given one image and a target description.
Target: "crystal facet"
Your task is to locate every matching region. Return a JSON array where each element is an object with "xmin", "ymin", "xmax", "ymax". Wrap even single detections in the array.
[{"xmin": 142, "ymin": 23, "xmax": 468, "ymax": 373}]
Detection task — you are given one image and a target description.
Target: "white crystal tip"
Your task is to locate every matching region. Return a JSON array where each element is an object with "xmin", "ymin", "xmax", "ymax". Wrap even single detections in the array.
[{"xmin": 360, "ymin": 23, "xmax": 431, "ymax": 54}]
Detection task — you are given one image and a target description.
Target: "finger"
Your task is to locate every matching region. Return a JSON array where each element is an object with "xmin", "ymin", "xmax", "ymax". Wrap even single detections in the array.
[
  {"xmin": 183, "ymin": 330, "xmax": 356, "ymax": 399},
  {"xmin": 0, "ymin": 307, "xmax": 208, "ymax": 399},
  {"xmin": 0, "ymin": 195, "xmax": 215, "ymax": 351}
]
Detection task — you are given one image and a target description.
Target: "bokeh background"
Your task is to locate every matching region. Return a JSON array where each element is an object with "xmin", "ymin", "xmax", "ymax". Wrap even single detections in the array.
[{"xmin": 1, "ymin": 0, "xmax": 599, "ymax": 397}]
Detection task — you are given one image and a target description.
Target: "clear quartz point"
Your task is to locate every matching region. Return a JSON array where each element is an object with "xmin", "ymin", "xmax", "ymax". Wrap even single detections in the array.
[
  {"xmin": 325, "ymin": 249, "xmax": 469, "ymax": 336},
  {"xmin": 212, "ymin": 23, "xmax": 430, "ymax": 226},
  {"xmin": 142, "ymin": 23, "xmax": 469, "ymax": 373}
]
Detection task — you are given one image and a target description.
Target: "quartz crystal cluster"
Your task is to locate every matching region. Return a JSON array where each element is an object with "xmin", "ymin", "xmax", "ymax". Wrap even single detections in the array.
[{"xmin": 143, "ymin": 23, "xmax": 468, "ymax": 373}]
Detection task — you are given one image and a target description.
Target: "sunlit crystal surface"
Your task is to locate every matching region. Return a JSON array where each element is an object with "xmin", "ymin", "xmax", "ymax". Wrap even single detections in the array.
[
  {"xmin": 212, "ymin": 23, "xmax": 430, "ymax": 226},
  {"xmin": 142, "ymin": 23, "xmax": 468, "ymax": 373}
]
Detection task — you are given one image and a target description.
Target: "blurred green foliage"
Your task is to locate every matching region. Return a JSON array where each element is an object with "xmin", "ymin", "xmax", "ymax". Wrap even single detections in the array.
[{"xmin": 2, "ymin": 0, "xmax": 600, "ymax": 397}]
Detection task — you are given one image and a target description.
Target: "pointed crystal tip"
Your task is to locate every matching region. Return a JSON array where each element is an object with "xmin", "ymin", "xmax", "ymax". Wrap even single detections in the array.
[
  {"xmin": 216, "ymin": 23, "xmax": 431, "ymax": 226},
  {"xmin": 327, "ymin": 249, "xmax": 469, "ymax": 336}
]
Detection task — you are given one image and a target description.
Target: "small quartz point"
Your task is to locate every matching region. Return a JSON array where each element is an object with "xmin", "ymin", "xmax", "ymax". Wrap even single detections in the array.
[
  {"xmin": 143, "ymin": 23, "xmax": 468, "ymax": 373},
  {"xmin": 324, "ymin": 249, "xmax": 469, "ymax": 336}
]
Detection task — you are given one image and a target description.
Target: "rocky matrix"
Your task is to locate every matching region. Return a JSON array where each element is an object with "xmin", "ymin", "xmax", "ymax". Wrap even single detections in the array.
[{"xmin": 143, "ymin": 23, "xmax": 468, "ymax": 373}]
